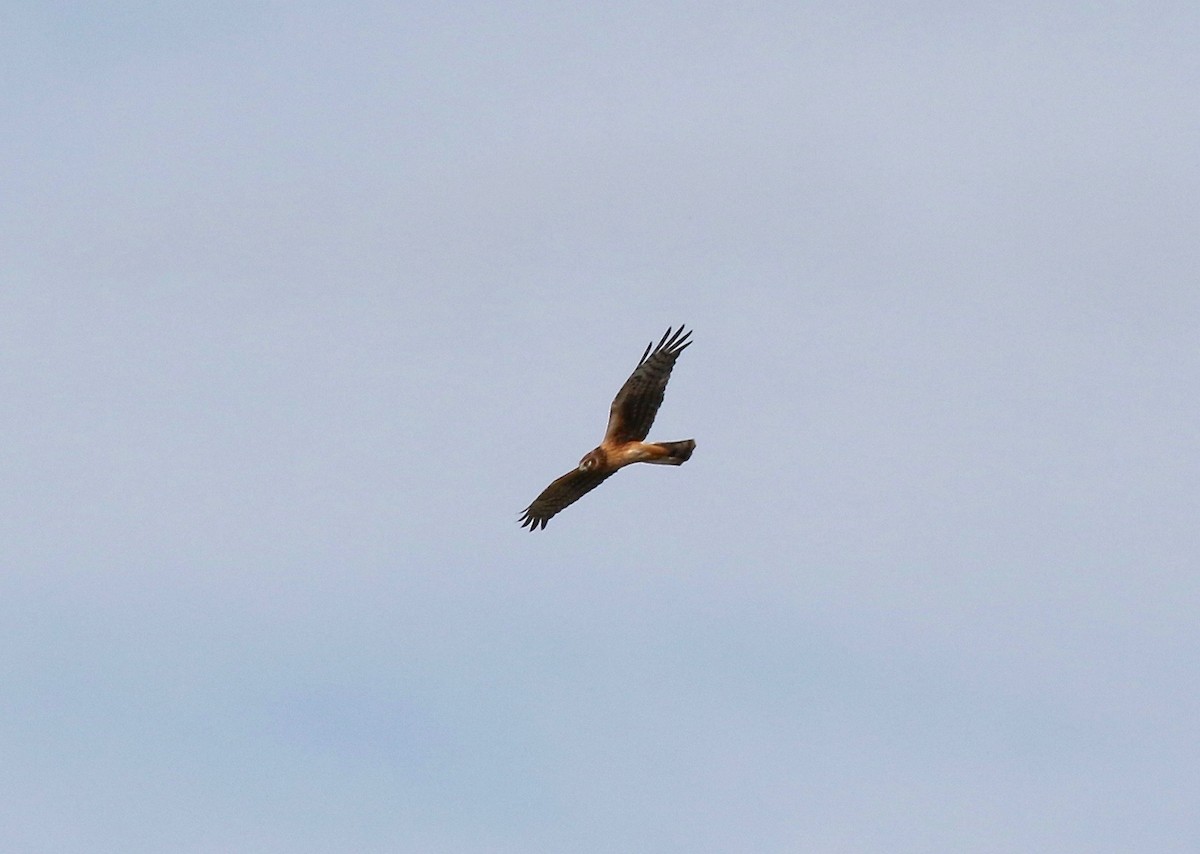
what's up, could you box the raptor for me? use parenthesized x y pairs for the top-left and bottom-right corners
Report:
(519, 326), (695, 530)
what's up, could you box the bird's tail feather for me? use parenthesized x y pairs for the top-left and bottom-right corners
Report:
(654, 439), (695, 465)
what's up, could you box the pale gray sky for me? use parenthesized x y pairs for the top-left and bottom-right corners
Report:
(3, 3), (1198, 852)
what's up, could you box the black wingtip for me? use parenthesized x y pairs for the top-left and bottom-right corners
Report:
(663, 325), (691, 353)
(638, 325), (693, 366)
(518, 509), (549, 531)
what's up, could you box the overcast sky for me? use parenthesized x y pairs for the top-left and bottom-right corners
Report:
(3, 3), (1198, 852)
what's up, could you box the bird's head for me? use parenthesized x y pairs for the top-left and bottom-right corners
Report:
(578, 450), (601, 472)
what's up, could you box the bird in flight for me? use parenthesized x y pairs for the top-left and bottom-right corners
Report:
(519, 326), (696, 530)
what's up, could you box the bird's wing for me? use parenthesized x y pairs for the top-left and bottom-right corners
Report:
(519, 468), (616, 530)
(603, 326), (692, 444)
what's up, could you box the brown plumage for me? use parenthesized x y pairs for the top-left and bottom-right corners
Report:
(519, 326), (695, 530)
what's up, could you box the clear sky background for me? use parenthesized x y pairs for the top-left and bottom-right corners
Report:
(3, 3), (1198, 852)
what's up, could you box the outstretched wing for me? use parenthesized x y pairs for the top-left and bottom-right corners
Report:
(603, 325), (692, 444)
(519, 468), (616, 530)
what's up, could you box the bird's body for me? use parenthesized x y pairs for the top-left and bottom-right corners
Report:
(519, 326), (695, 530)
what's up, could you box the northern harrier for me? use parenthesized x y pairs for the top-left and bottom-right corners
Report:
(519, 326), (696, 530)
